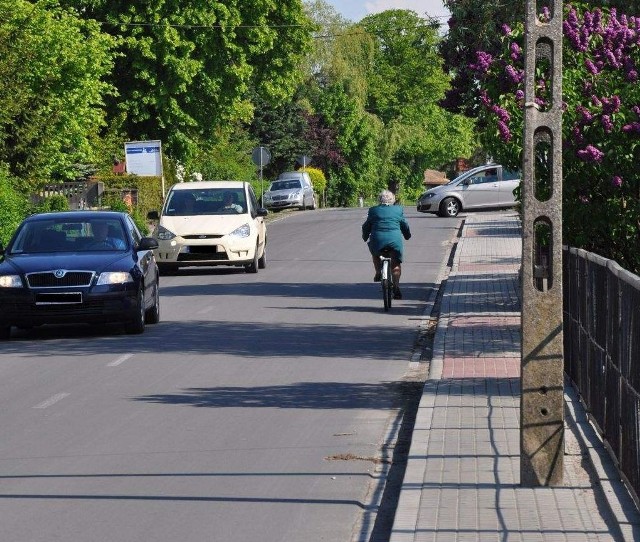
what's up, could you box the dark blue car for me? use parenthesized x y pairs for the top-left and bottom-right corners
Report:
(0, 211), (160, 339)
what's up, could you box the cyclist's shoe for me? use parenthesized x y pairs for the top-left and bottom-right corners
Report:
(373, 272), (382, 282)
(393, 287), (402, 300)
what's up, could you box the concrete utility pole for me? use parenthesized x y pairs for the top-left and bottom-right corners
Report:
(521, 0), (564, 486)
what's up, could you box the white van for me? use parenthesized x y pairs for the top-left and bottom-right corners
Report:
(148, 181), (268, 274)
(262, 171), (316, 211)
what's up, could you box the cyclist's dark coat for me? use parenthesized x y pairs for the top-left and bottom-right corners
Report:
(362, 204), (411, 262)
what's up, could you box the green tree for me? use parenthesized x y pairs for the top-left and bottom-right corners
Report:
(357, 10), (475, 197)
(317, 83), (383, 206)
(0, 0), (114, 185)
(0, 165), (27, 244)
(360, 10), (448, 124)
(247, 90), (311, 178)
(60, 0), (315, 163)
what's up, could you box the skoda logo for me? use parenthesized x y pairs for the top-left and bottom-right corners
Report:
(54, 269), (67, 278)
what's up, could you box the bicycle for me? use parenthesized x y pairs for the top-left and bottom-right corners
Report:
(379, 246), (396, 311)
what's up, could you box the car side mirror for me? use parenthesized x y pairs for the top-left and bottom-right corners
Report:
(137, 237), (159, 251)
(257, 208), (268, 217)
(147, 210), (159, 220)
(462, 179), (471, 186)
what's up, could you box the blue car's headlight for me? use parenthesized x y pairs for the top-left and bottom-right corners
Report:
(97, 272), (134, 285)
(0, 275), (23, 288)
(229, 224), (251, 238)
(423, 193), (436, 199)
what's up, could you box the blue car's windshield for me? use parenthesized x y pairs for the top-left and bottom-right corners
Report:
(9, 219), (128, 254)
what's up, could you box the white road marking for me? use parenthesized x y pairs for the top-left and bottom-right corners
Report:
(196, 307), (214, 315)
(33, 393), (70, 409)
(107, 353), (134, 367)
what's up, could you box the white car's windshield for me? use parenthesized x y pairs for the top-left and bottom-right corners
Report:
(164, 188), (247, 216)
(270, 180), (301, 191)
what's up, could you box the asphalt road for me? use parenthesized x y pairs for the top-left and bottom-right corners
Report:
(0, 206), (457, 542)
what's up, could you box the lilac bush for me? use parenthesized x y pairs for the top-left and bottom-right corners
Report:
(472, 2), (640, 273)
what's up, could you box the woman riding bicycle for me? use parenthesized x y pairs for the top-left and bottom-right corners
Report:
(362, 189), (411, 299)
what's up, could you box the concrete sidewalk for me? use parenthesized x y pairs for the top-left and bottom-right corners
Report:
(390, 211), (640, 541)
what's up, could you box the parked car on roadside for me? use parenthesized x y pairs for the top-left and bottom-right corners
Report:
(416, 164), (521, 217)
(262, 171), (316, 211)
(147, 181), (268, 275)
(0, 211), (160, 340)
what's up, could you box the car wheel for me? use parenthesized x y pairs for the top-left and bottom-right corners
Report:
(439, 197), (461, 218)
(125, 289), (146, 334)
(244, 244), (259, 273)
(0, 326), (11, 340)
(158, 263), (178, 276)
(258, 244), (267, 269)
(145, 281), (160, 324)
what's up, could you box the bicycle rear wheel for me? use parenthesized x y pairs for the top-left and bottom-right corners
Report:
(381, 260), (392, 311)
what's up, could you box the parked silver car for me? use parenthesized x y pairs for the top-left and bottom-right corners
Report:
(417, 164), (521, 217)
(262, 171), (316, 211)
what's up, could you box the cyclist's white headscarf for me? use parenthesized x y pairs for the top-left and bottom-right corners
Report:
(378, 189), (396, 206)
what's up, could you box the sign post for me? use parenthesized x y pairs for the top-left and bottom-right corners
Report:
(251, 146), (271, 202)
(125, 140), (165, 197)
(296, 155), (312, 169)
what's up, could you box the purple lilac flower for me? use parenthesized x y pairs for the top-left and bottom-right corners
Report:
(501, 24), (512, 36)
(541, 6), (551, 23)
(585, 59), (600, 75)
(632, 106), (640, 117)
(611, 176), (623, 187)
(492, 105), (510, 123)
(576, 145), (604, 162)
(622, 122), (640, 133)
(627, 70), (638, 82)
(497, 120), (512, 142)
(471, 51), (493, 73)
(480, 91), (491, 107)
(579, 195), (590, 204)
(510, 42), (522, 61)
(591, 95), (602, 107)
(515, 90), (525, 101)
(572, 126), (585, 145)
(601, 95), (621, 115)
(601, 115), (614, 133)
(505, 65), (524, 83)
(577, 106), (595, 124)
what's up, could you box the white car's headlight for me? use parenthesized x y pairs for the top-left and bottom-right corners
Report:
(97, 272), (134, 285)
(229, 224), (251, 238)
(0, 275), (23, 288)
(289, 191), (302, 199)
(156, 225), (176, 241)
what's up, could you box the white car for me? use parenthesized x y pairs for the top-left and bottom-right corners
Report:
(148, 181), (268, 274)
(417, 164), (521, 217)
(262, 171), (316, 211)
